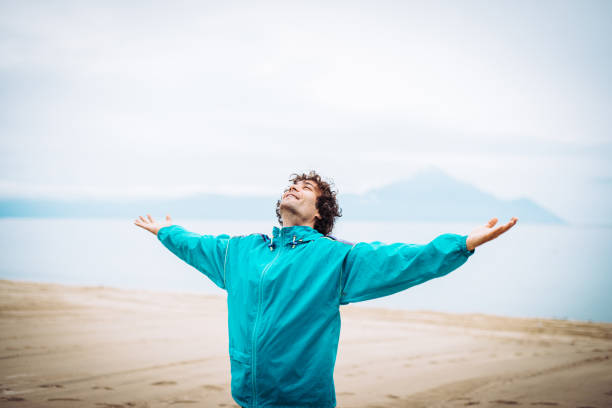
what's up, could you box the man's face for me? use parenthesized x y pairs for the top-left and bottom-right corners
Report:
(279, 179), (321, 225)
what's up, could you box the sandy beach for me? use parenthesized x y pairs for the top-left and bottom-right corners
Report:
(1, 279), (611, 408)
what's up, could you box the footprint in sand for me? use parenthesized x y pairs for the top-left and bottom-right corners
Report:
(151, 381), (177, 386)
(1, 397), (26, 401)
(40, 384), (64, 388)
(448, 358), (467, 363)
(95, 403), (126, 408)
(465, 402), (481, 406)
(202, 384), (224, 391)
(530, 403), (558, 406)
(386, 394), (400, 399)
(489, 400), (519, 405)
(47, 398), (81, 402)
(170, 400), (199, 404)
(92, 386), (114, 390)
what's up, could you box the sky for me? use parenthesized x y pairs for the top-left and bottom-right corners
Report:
(1, 0), (611, 226)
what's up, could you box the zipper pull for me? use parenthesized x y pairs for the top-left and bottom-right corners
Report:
(291, 235), (296, 249)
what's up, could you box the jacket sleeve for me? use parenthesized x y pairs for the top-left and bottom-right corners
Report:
(339, 233), (475, 305)
(157, 225), (230, 290)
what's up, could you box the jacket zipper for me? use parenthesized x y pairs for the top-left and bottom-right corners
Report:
(251, 241), (283, 408)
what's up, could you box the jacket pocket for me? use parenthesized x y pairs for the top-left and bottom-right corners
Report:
(229, 347), (252, 404)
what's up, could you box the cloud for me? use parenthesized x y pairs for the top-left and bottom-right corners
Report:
(0, 1), (610, 225)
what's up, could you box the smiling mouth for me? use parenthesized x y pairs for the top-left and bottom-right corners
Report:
(285, 193), (299, 200)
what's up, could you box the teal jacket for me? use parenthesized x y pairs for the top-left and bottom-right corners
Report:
(157, 224), (475, 408)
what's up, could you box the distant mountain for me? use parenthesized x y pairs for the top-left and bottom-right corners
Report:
(339, 167), (565, 224)
(0, 168), (565, 224)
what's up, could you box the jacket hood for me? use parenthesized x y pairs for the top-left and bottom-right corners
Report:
(270, 225), (323, 249)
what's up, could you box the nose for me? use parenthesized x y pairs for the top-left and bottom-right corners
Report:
(284, 185), (300, 199)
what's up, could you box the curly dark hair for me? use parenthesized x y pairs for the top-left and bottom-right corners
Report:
(275, 170), (342, 236)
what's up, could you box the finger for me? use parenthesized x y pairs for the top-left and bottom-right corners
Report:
(502, 218), (518, 230)
(495, 221), (515, 236)
(147, 214), (154, 223)
(496, 226), (510, 236)
(166, 214), (172, 222)
(487, 218), (517, 240)
(490, 227), (504, 237)
(487, 218), (498, 228)
(139, 215), (147, 223)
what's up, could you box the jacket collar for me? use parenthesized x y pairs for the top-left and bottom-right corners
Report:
(270, 225), (323, 248)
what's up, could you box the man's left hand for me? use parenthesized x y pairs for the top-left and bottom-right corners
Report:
(466, 217), (518, 251)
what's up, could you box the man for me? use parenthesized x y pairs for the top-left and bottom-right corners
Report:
(134, 170), (518, 408)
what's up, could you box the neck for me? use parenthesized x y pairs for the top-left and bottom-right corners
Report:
(280, 213), (315, 229)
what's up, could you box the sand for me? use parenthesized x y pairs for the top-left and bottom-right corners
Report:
(1, 279), (611, 408)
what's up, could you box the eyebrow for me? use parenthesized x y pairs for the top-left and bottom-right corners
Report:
(293, 180), (317, 190)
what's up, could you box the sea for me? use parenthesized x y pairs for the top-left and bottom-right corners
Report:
(1, 218), (610, 323)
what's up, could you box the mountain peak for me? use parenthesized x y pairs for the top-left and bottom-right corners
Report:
(341, 167), (565, 224)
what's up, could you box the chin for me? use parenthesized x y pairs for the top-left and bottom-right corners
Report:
(279, 202), (300, 218)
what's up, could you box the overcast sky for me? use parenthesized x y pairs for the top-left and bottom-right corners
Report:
(1, 0), (610, 225)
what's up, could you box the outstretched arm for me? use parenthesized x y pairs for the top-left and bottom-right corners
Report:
(340, 233), (474, 304)
(134, 214), (230, 290)
(340, 217), (518, 305)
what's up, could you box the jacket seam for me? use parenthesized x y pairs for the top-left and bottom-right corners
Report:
(339, 243), (358, 305)
(223, 237), (231, 288)
(252, 243), (283, 407)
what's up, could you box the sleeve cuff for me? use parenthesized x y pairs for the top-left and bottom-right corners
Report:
(157, 224), (181, 242)
(461, 235), (475, 256)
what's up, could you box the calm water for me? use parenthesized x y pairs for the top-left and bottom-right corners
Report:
(1, 218), (610, 322)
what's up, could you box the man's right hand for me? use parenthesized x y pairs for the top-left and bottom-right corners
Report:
(134, 214), (174, 236)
